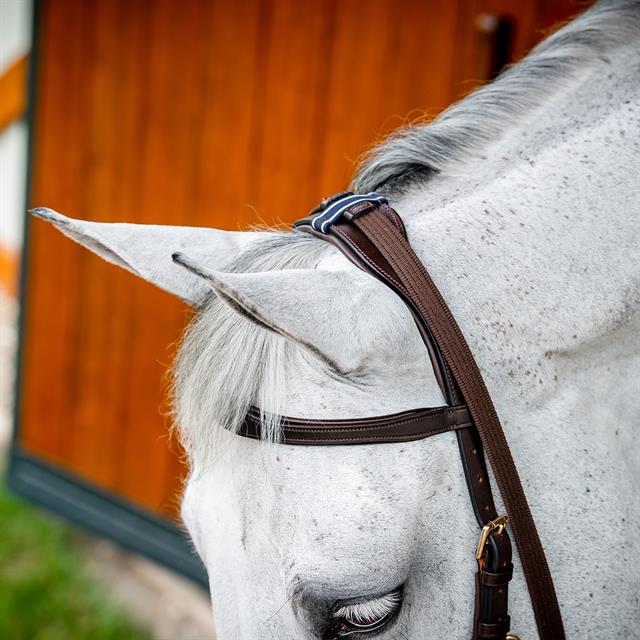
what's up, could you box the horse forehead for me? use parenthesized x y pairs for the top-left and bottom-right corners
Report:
(263, 447), (427, 583)
(188, 439), (423, 519)
(268, 439), (467, 588)
(247, 436), (459, 536)
(184, 428), (464, 559)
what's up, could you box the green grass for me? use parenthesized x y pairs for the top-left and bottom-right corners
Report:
(0, 480), (152, 640)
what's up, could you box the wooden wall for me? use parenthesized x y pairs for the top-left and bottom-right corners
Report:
(18, 0), (582, 519)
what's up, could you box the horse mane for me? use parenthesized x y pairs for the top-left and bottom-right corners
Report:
(352, 0), (640, 195)
(172, 0), (639, 467)
(172, 233), (330, 467)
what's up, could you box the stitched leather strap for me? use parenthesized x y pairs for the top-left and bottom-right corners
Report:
(240, 405), (472, 445)
(458, 421), (513, 639)
(295, 201), (564, 639)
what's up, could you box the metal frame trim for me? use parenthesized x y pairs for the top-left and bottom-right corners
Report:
(8, 449), (208, 586)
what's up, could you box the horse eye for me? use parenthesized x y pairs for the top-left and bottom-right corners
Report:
(331, 588), (403, 637)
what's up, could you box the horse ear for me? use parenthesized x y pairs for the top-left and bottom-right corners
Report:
(31, 208), (272, 306)
(173, 252), (398, 373)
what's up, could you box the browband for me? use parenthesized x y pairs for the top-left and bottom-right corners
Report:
(239, 404), (472, 445)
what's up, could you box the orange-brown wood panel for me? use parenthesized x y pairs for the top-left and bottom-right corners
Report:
(451, 0), (587, 99)
(20, 0), (581, 519)
(537, 0), (593, 34)
(317, 0), (461, 195)
(452, 0), (534, 97)
(22, 0), (88, 461)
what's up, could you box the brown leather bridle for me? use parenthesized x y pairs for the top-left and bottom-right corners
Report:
(239, 193), (565, 640)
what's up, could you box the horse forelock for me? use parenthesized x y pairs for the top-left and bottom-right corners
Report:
(171, 232), (331, 467)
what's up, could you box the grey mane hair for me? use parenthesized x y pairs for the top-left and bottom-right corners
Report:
(352, 0), (640, 195)
(172, 232), (331, 468)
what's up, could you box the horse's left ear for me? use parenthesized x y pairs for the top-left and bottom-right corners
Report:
(173, 252), (402, 373)
(31, 208), (272, 306)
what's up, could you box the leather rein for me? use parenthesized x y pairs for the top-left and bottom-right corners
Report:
(239, 193), (565, 640)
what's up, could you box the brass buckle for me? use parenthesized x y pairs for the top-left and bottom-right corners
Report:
(475, 514), (509, 560)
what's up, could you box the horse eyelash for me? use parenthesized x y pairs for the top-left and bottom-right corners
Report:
(333, 589), (403, 624)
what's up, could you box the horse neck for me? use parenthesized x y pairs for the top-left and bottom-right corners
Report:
(395, 41), (639, 410)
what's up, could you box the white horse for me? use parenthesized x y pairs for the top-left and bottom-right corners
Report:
(35, 1), (639, 637)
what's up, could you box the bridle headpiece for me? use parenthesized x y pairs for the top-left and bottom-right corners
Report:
(240, 193), (565, 640)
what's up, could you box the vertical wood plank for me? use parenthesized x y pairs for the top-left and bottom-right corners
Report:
(316, 0), (460, 196)
(116, 0), (214, 511)
(249, 0), (337, 219)
(22, 0), (91, 461)
(189, 0), (262, 227)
